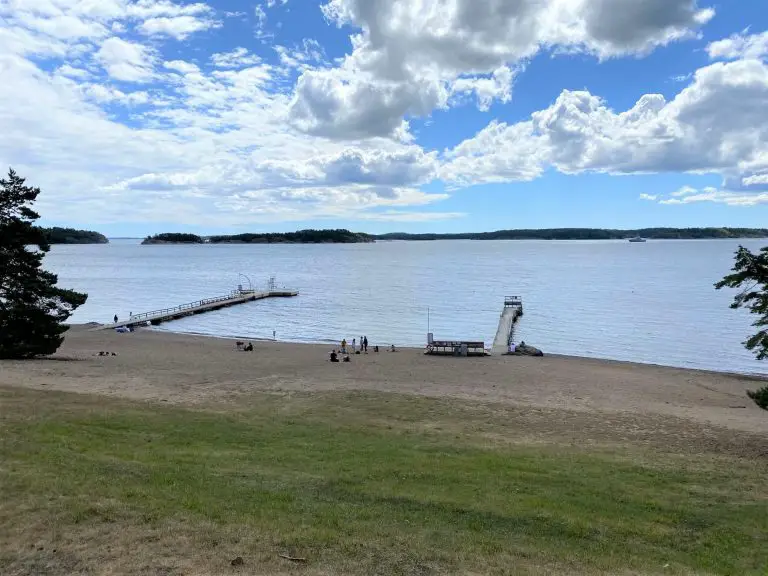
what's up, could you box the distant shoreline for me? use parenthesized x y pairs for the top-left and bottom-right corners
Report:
(63, 227), (768, 245)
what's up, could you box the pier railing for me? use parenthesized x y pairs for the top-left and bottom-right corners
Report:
(128, 290), (255, 322)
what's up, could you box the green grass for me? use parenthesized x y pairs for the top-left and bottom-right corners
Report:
(1, 387), (766, 575)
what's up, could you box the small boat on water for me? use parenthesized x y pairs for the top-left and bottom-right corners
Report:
(628, 236), (647, 243)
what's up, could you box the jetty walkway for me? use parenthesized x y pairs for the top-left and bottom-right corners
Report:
(492, 296), (524, 354)
(94, 289), (298, 330)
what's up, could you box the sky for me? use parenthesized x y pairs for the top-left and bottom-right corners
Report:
(1, 0), (768, 236)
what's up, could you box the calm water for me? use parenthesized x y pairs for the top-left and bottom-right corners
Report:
(44, 239), (768, 375)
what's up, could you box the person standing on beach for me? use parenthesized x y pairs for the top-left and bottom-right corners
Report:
(113, 314), (118, 324)
(341, 338), (347, 354)
(352, 338), (356, 353)
(363, 336), (368, 353)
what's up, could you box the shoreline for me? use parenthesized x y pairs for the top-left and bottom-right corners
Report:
(3, 325), (764, 436)
(80, 323), (768, 380)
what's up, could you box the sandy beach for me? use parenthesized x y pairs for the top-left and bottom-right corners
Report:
(3, 325), (766, 440)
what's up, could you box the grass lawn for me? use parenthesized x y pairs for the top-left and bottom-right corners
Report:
(1, 386), (766, 575)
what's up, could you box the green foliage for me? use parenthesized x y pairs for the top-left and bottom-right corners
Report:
(41, 227), (108, 244)
(0, 169), (87, 358)
(747, 386), (768, 410)
(715, 245), (768, 361)
(375, 228), (768, 241)
(142, 232), (203, 244)
(208, 228), (373, 244)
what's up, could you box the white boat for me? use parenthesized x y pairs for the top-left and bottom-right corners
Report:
(628, 236), (647, 243)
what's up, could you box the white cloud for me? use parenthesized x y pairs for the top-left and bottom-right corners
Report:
(707, 30), (768, 61)
(639, 193), (657, 201)
(451, 66), (516, 111)
(126, 1), (213, 20)
(670, 185), (698, 197)
(210, 48), (261, 69)
(274, 39), (326, 72)
(83, 83), (149, 106)
(658, 187), (768, 206)
(56, 64), (92, 80)
(255, 5), (268, 36)
(743, 174), (768, 186)
(290, 0), (714, 139)
(441, 58), (768, 189)
(95, 37), (156, 82)
(164, 59), (200, 74)
(138, 15), (220, 40)
(290, 67), (446, 140)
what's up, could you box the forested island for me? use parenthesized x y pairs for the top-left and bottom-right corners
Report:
(374, 228), (768, 241)
(142, 233), (204, 244)
(207, 229), (373, 244)
(41, 227), (108, 244)
(137, 227), (768, 245)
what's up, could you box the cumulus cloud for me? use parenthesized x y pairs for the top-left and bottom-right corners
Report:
(707, 30), (768, 61)
(138, 15), (220, 39)
(656, 187), (768, 206)
(290, 0), (714, 139)
(442, 58), (768, 190)
(164, 59), (200, 74)
(289, 67), (446, 140)
(210, 48), (262, 69)
(95, 37), (156, 82)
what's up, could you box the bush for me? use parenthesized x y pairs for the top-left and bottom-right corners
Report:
(747, 386), (768, 410)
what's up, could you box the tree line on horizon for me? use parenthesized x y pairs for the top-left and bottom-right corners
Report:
(133, 227), (768, 244)
(374, 227), (768, 241)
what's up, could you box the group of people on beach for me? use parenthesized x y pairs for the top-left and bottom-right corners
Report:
(331, 336), (369, 362)
(330, 336), (399, 362)
(340, 336), (369, 354)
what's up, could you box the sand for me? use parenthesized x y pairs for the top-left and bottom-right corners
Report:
(1, 326), (766, 440)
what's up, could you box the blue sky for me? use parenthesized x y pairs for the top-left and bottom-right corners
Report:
(1, 0), (768, 236)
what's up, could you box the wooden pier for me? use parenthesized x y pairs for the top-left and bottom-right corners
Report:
(492, 296), (524, 354)
(95, 289), (298, 331)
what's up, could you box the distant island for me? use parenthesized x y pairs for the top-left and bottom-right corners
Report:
(136, 227), (768, 245)
(41, 227), (108, 244)
(373, 228), (768, 241)
(207, 229), (374, 244)
(142, 233), (204, 245)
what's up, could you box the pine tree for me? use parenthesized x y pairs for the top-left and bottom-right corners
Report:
(0, 169), (87, 358)
(716, 245), (768, 360)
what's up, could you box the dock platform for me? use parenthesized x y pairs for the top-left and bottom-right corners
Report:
(94, 289), (298, 331)
(492, 296), (523, 354)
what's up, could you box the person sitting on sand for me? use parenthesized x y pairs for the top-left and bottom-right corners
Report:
(244, 342), (253, 352)
(343, 354), (351, 362)
(390, 344), (397, 352)
(330, 350), (339, 362)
